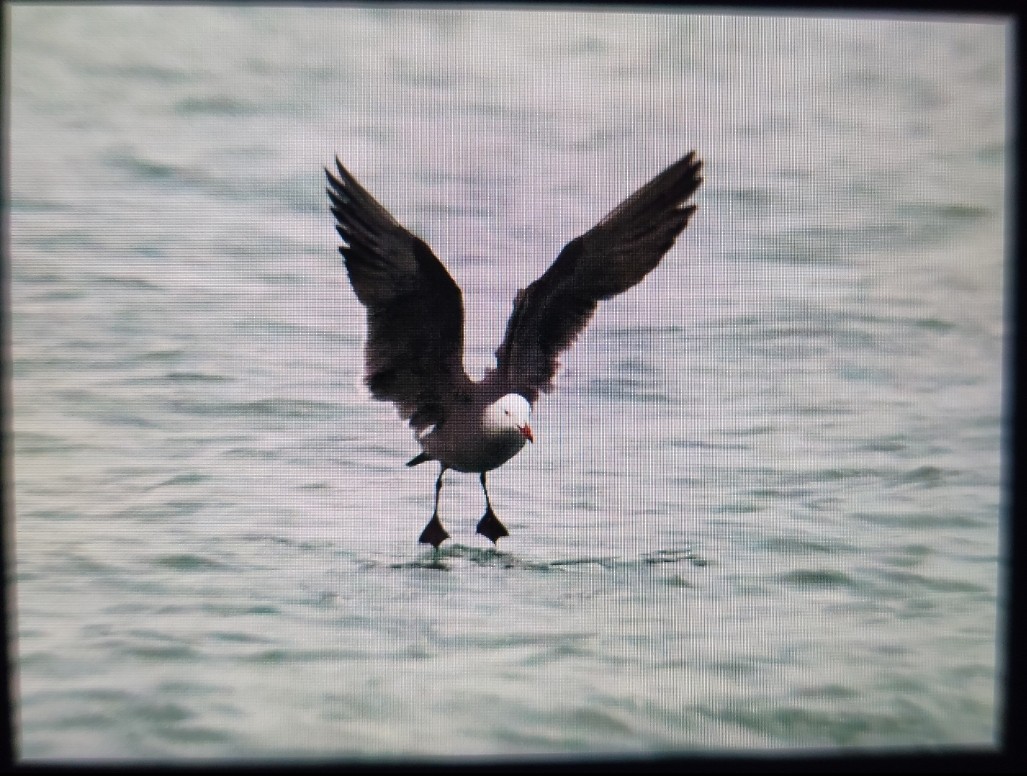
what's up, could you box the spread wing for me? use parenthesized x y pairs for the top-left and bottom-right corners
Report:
(326, 158), (472, 432)
(493, 151), (703, 402)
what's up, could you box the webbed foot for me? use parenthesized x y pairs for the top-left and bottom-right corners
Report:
(475, 505), (509, 544)
(418, 514), (450, 548)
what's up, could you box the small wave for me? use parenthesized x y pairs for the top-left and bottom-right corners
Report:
(778, 569), (855, 590)
(163, 372), (233, 383)
(383, 544), (556, 572)
(141, 348), (186, 362)
(863, 435), (907, 452)
(85, 62), (188, 84)
(156, 726), (236, 745)
(708, 700), (948, 746)
(7, 197), (66, 213)
(201, 603), (279, 617)
(209, 631), (272, 645)
(143, 473), (211, 491)
(245, 647), (364, 664)
(154, 553), (232, 571)
(855, 510), (983, 530)
(641, 548), (705, 566)
(793, 683), (859, 700)
(124, 644), (200, 661)
(86, 274), (163, 291)
(757, 536), (852, 556)
(892, 465), (947, 487)
(876, 569), (990, 595)
(371, 544), (706, 573)
(813, 467), (878, 482)
(175, 96), (259, 116)
(586, 375), (672, 404)
(170, 397), (342, 420)
(106, 152), (180, 181)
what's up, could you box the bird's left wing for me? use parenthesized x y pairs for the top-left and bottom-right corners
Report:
(493, 152), (703, 402)
(326, 158), (472, 432)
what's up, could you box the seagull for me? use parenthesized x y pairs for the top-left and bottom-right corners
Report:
(325, 152), (703, 547)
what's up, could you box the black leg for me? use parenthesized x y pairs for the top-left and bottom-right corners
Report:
(475, 471), (509, 544)
(418, 467), (450, 548)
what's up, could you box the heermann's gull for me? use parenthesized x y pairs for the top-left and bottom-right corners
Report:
(325, 152), (703, 547)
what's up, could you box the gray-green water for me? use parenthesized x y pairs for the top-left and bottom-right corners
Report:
(7, 4), (1008, 760)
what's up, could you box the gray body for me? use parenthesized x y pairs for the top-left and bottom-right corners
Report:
(421, 417), (529, 473)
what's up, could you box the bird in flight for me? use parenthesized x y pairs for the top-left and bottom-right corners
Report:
(325, 152), (703, 547)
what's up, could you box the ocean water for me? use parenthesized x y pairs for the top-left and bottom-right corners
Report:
(6, 5), (1009, 760)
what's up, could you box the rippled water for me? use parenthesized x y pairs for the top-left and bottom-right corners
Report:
(7, 5), (1008, 760)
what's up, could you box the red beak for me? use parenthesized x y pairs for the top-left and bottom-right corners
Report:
(520, 424), (534, 443)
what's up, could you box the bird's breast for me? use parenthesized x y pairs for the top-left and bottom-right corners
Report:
(423, 427), (528, 474)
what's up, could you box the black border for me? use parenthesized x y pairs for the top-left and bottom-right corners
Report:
(1, 0), (1022, 772)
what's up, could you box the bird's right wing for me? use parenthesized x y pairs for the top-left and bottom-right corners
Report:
(326, 159), (472, 432)
(493, 152), (703, 402)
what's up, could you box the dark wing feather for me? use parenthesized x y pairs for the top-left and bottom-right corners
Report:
(326, 158), (472, 432)
(493, 152), (703, 402)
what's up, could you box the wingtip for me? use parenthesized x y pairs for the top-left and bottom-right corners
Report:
(325, 156), (350, 187)
(325, 165), (342, 193)
(680, 150), (703, 175)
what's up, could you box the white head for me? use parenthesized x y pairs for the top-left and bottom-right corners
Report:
(483, 393), (534, 443)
